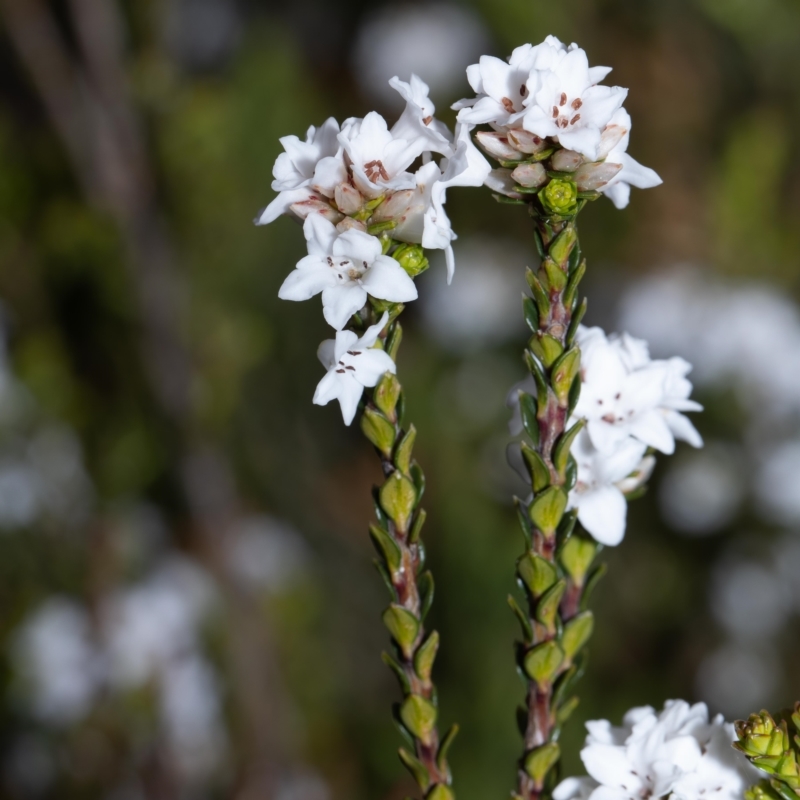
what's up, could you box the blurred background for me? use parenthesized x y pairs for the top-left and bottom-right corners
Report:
(0, 0), (799, 798)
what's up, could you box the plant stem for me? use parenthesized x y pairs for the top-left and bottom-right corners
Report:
(510, 212), (602, 800)
(359, 302), (457, 800)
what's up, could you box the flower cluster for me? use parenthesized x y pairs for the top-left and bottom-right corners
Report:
(555, 701), (760, 800)
(509, 325), (701, 546)
(257, 75), (490, 424)
(453, 37), (661, 209)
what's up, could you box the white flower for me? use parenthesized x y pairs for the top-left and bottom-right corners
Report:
(568, 428), (651, 546)
(422, 123), (491, 282)
(314, 313), (396, 425)
(521, 45), (627, 159)
(389, 74), (453, 156)
(278, 215), (417, 330)
(597, 108), (662, 209)
(255, 117), (346, 225)
(555, 701), (759, 800)
(575, 326), (702, 456)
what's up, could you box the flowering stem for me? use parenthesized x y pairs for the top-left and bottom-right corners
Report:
(357, 295), (457, 800)
(510, 210), (602, 800)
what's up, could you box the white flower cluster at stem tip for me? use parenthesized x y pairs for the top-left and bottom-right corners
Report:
(509, 326), (702, 547)
(554, 700), (760, 800)
(453, 36), (662, 208)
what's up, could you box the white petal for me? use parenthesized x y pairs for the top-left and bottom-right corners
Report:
(581, 744), (638, 789)
(665, 411), (703, 448)
(445, 244), (455, 284)
(357, 312), (390, 349)
(603, 181), (631, 209)
(311, 155), (347, 197)
(313, 369), (341, 406)
(350, 348), (396, 387)
(337, 375), (365, 425)
(303, 213), (337, 256)
(362, 259), (418, 303)
(255, 188), (311, 225)
(332, 228), (382, 264)
(617, 152), (662, 190)
(316, 339), (337, 369)
(278, 262), (337, 301)
(557, 126), (602, 160)
(576, 485), (628, 546)
(628, 410), (676, 454)
(321, 284), (368, 330)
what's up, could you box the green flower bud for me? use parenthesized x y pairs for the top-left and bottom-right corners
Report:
(539, 178), (578, 216)
(393, 244), (429, 277)
(736, 712), (790, 758)
(745, 781), (784, 800)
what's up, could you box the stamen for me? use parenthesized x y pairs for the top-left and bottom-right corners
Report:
(422, 115), (432, 125)
(336, 369), (345, 374)
(571, 98), (583, 110)
(570, 114), (581, 125)
(327, 257), (334, 267)
(501, 97), (515, 112)
(520, 83), (527, 95)
(559, 92), (567, 106)
(345, 366), (356, 371)
(552, 106), (559, 118)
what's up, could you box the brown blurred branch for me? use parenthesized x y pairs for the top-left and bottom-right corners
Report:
(0, 0), (297, 795)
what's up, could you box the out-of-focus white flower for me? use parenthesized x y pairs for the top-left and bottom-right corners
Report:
(279, 215), (417, 330)
(555, 701), (758, 800)
(568, 428), (650, 546)
(575, 326), (702, 456)
(255, 118), (346, 225)
(755, 440), (800, 525)
(597, 108), (662, 209)
(352, 4), (489, 107)
(313, 313), (395, 425)
(11, 598), (103, 725)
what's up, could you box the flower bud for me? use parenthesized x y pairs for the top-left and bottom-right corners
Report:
(370, 189), (415, 223)
(289, 197), (344, 223)
(551, 149), (585, 173)
(475, 130), (524, 161)
(485, 168), (523, 199)
(539, 178), (578, 216)
(507, 128), (547, 155)
(597, 122), (628, 160)
(334, 182), (363, 215)
(511, 162), (547, 188)
(574, 162), (622, 192)
(735, 712), (790, 758)
(336, 217), (367, 233)
(393, 243), (429, 277)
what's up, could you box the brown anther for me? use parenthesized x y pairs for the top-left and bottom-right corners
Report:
(364, 159), (390, 182)
(602, 413), (616, 423)
(571, 98), (583, 110)
(339, 261), (348, 266)
(422, 115), (433, 125)
(345, 365), (356, 371)
(520, 83), (527, 95)
(336, 369), (345, 374)
(501, 97), (515, 112)
(346, 350), (361, 356)
(327, 257), (334, 267)
(552, 106), (559, 118)
(362, 261), (367, 268)
(559, 118), (569, 129)
(570, 114), (581, 125)
(559, 92), (567, 106)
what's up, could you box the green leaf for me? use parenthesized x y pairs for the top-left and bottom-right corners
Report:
(553, 419), (586, 480)
(369, 523), (402, 575)
(382, 651), (410, 692)
(508, 594), (533, 642)
(368, 219), (397, 235)
(526, 267), (551, 320)
(536, 579), (567, 633)
(383, 604), (420, 657)
(542, 258), (567, 292)
(519, 392), (540, 446)
(565, 454), (578, 491)
(523, 295), (540, 333)
(523, 640), (564, 687)
(373, 559), (397, 599)
(549, 222), (577, 267)
(414, 630), (439, 683)
(557, 508), (579, 544)
(568, 374), (582, 416)
(419, 570), (435, 620)
(409, 507), (427, 544)
(515, 496), (533, 549)
(380, 470), (417, 532)
(374, 372), (402, 420)
(400, 694), (438, 741)
(524, 350), (550, 409)
(566, 297), (588, 346)
(521, 442), (551, 492)
(436, 723), (459, 776)
(386, 322), (403, 361)
(529, 332), (564, 369)
(529, 487), (568, 536)
(361, 406), (396, 457)
(559, 534), (597, 585)
(517, 552), (558, 598)
(581, 563), (608, 611)
(551, 347), (581, 406)
(563, 259), (586, 311)
(533, 229), (546, 260)
(426, 785), (455, 800)
(398, 747), (430, 789)
(395, 425), (416, 475)
(562, 611), (594, 662)
(524, 742), (560, 786)
(552, 663), (579, 709)
(410, 462), (426, 506)
(557, 696), (580, 725)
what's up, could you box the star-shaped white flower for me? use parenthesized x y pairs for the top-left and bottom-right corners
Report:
(597, 108), (662, 209)
(389, 75), (453, 156)
(278, 215), (417, 330)
(255, 117), (347, 225)
(522, 46), (627, 159)
(574, 326), (702, 456)
(568, 428), (651, 546)
(313, 313), (396, 425)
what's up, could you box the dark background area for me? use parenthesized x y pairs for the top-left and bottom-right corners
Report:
(0, 1), (799, 798)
